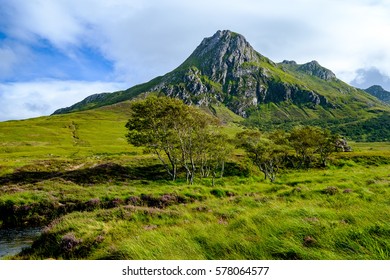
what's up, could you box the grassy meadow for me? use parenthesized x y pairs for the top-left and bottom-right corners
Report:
(1, 104), (390, 260)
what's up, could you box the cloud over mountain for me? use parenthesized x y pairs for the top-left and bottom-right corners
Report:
(1, 0), (390, 120)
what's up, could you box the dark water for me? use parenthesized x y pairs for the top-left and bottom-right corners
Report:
(0, 227), (42, 259)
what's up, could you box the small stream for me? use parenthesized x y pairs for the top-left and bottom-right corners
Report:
(0, 227), (42, 259)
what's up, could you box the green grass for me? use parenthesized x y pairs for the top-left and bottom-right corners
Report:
(3, 161), (389, 260)
(1, 105), (390, 260)
(0, 106), (136, 174)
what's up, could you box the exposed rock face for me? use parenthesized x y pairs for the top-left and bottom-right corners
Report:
(264, 81), (329, 106)
(153, 67), (219, 107)
(149, 30), (330, 117)
(297, 61), (336, 81)
(187, 30), (261, 84)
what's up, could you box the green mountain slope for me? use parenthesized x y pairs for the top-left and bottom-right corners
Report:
(49, 30), (390, 141)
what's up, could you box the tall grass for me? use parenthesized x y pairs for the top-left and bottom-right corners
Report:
(8, 163), (389, 260)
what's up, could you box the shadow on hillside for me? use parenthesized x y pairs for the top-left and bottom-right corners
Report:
(0, 163), (167, 185)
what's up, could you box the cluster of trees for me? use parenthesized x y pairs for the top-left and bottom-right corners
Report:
(236, 126), (350, 182)
(125, 96), (230, 185)
(126, 96), (350, 184)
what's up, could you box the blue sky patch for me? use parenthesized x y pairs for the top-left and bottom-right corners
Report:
(15, 38), (115, 82)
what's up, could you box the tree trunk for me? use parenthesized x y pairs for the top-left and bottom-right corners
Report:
(155, 149), (175, 181)
(190, 159), (195, 185)
(173, 164), (177, 181)
(220, 161), (225, 178)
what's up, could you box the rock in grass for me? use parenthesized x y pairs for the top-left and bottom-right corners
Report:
(303, 236), (317, 247)
(321, 186), (339, 195)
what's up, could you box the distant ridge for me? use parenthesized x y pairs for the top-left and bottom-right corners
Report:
(364, 85), (390, 104)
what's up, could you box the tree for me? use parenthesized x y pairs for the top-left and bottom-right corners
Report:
(171, 105), (219, 184)
(236, 130), (286, 182)
(288, 126), (345, 168)
(125, 95), (223, 184)
(288, 126), (323, 168)
(196, 131), (231, 186)
(125, 96), (188, 181)
(316, 129), (339, 167)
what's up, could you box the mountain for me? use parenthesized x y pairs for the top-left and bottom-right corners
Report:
(53, 30), (390, 141)
(364, 85), (390, 104)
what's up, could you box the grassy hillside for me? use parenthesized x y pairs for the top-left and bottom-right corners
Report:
(1, 101), (390, 260)
(0, 100), (241, 172)
(0, 102), (133, 167)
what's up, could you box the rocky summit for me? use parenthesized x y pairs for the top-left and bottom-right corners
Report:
(183, 30), (260, 82)
(143, 30), (339, 117)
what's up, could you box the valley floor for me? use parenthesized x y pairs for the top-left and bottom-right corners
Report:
(1, 146), (390, 260)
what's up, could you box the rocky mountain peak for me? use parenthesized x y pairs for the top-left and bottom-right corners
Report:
(192, 30), (255, 59)
(182, 30), (260, 84)
(297, 60), (336, 81)
(281, 60), (297, 65)
(146, 31), (337, 117)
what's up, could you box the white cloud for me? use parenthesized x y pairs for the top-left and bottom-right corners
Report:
(0, 39), (33, 79)
(0, 80), (127, 121)
(4, 0), (390, 83)
(0, 45), (20, 78)
(350, 67), (390, 90)
(5, 0), (84, 48)
(2, 0), (390, 121)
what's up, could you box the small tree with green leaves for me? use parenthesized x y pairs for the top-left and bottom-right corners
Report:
(288, 126), (323, 168)
(125, 95), (223, 184)
(197, 131), (231, 186)
(125, 96), (188, 181)
(236, 130), (286, 182)
(288, 126), (346, 168)
(316, 129), (340, 167)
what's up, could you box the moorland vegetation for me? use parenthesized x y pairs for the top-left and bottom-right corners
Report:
(1, 96), (389, 260)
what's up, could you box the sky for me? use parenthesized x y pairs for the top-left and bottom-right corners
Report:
(1, 0), (390, 121)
